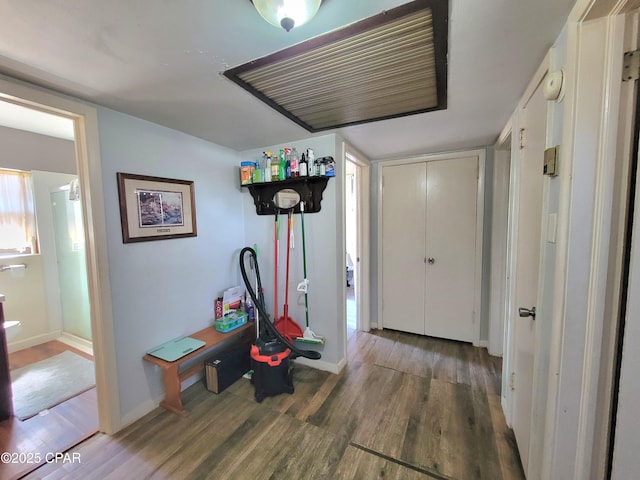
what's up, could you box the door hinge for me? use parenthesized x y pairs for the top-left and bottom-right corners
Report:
(623, 50), (640, 82)
(519, 128), (525, 150)
(510, 372), (516, 391)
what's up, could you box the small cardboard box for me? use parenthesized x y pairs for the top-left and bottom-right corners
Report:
(205, 343), (251, 394)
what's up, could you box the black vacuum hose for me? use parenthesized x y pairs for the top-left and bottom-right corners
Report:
(240, 247), (321, 361)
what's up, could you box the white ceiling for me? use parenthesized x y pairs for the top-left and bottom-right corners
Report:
(0, 0), (576, 160)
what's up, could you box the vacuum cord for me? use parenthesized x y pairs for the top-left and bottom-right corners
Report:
(240, 247), (321, 360)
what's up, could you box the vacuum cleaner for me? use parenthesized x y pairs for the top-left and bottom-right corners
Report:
(240, 246), (320, 403)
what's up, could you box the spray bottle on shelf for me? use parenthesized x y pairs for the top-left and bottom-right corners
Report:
(279, 149), (287, 180)
(263, 153), (271, 182)
(290, 147), (300, 177)
(269, 152), (278, 181)
(245, 293), (255, 322)
(306, 149), (315, 176)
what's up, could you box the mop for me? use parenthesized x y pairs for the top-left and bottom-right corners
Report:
(295, 201), (325, 344)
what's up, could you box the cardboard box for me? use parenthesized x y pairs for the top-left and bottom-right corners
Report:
(205, 343), (251, 394)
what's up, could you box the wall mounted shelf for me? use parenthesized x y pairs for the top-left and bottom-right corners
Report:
(244, 176), (330, 215)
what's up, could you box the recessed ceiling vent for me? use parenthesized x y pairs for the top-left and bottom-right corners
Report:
(224, 0), (448, 132)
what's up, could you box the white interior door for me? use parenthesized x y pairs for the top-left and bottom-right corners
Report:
(381, 162), (426, 334)
(611, 152), (640, 479)
(511, 79), (546, 471)
(425, 157), (478, 342)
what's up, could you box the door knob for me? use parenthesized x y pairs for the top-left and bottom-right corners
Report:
(427, 257), (435, 264)
(518, 306), (536, 319)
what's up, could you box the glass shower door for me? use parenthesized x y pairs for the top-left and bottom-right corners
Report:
(50, 188), (92, 341)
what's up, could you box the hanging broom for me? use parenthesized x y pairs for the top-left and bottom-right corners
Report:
(295, 201), (324, 345)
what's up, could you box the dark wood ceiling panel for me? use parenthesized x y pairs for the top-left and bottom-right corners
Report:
(224, 0), (448, 132)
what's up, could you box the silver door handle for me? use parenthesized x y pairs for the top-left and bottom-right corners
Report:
(518, 306), (536, 319)
(427, 257), (435, 264)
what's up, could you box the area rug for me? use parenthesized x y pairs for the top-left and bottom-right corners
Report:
(11, 350), (95, 420)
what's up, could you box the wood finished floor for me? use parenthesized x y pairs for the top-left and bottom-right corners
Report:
(26, 330), (524, 480)
(0, 341), (98, 480)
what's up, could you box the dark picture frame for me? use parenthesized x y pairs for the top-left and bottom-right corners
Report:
(117, 172), (197, 243)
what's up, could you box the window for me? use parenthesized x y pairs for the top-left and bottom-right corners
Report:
(0, 168), (37, 255)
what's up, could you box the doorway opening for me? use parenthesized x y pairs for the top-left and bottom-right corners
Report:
(344, 146), (371, 343)
(0, 95), (103, 478)
(345, 159), (358, 337)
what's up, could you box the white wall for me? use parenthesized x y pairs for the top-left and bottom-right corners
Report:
(241, 134), (345, 371)
(0, 255), (51, 351)
(0, 125), (76, 174)
(97, 107), (245, 421)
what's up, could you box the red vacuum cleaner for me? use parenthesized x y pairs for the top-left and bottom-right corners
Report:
(240, 246), (320, 403)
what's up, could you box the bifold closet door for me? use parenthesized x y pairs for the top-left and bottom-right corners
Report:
(381, 156), (479, 341)
(424, 157), (478, 342)
(381, 162), (427, 335)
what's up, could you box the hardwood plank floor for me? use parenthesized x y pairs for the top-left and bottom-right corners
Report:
(24, 330), (524, 480)
(0, 341), (98, 480)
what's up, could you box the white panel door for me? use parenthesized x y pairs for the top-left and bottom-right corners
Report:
(425, 157), (478, 342)
(512, 79), (546, 471)
(611, 95), (640, 480)
(381, 162), (426, 334)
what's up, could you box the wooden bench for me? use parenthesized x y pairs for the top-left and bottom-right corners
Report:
(143, 323), (253, 415)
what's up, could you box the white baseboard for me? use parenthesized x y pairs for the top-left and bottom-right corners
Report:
(119, 396), (163, 430)
(294, 356), (346, 374)
(476, 339), (489, 349)
(8, 330), (61, 354)
(58, 332), (93, 355)
(119, 372), (204, 432)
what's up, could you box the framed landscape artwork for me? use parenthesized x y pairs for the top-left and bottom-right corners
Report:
(117, 172), (197, 243)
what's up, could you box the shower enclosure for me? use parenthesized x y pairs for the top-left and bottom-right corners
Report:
(50, 185), (91, 341)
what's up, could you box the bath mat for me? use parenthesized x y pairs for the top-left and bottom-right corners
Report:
(11, 350), (95, 420)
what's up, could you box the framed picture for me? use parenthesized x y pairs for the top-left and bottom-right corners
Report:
(117, 172), (197, 243)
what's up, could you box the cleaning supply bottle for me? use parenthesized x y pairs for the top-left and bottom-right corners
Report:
(290, 147), (300, 177)
(325, 156), (335, 177)
(269, 152), (279, 180)
(307, 149), (315, 177)
(299, 152), (308, 177)
(245, 294), (254, 322)
(264, 154), (272, 182)
(279, 149), (286, 180)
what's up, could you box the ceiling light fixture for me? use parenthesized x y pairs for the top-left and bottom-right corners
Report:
(251, 0), (322, 32)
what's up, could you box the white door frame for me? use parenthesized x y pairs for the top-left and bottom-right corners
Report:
(538, 1), (630, 478)
(345, 145), (371, 332)
(376, 148), (485, 346)
(489, 129), (512, 357)
(0, 75), (121, 434)
(345, 145), (371, 333)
